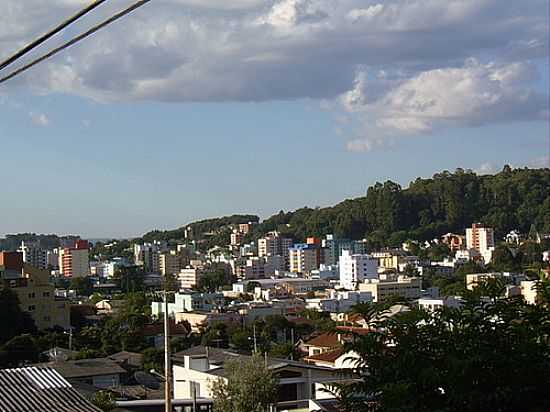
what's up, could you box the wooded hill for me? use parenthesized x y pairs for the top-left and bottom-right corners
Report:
(142, 166), (550, 249)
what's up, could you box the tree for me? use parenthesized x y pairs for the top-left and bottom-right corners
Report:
(211, 354), (278, 412)
(0, 334), (40, 367)
(332, 291), (550, 412)
(0, 289), (36, 345)
(142, 347), (164, 373)
(69, 277), (94, 296)
(91, 391), (116, 412)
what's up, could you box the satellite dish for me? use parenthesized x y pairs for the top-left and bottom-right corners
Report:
(134, 371), (161, 390)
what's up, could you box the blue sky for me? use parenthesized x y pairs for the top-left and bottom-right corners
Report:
(0, 0), (548, 238)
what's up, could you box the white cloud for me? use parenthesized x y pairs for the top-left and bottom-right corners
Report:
(30, 112), (50, 127)
(0, 0), (547, 150)
(338, 60), (548, 150)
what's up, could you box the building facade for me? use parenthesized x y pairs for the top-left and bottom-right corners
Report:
(339, 250), (378, 290)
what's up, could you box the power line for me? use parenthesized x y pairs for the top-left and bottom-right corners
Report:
(0, 0), (152, 86)
(0, 0), (109, 72)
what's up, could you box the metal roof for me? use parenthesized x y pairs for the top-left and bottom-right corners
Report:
(0, 367), (101, 412)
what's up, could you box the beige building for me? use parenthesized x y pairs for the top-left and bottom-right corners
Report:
(159, 251), (187, 276)
(59, 240), (89, 278)
(258, 232), (293, 259)
(359, 276), (422, 302)
(1, 260), (70, 330)
(289, 245), (321, 274)
(177, 267), (204, 289)
(466, 223), (495, 262)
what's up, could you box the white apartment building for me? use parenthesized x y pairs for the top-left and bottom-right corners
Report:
(159, 251), (186, 276)
(306, 290), (373, 313)
(418, 296), (463, 311)
(339, 250), (378, 290)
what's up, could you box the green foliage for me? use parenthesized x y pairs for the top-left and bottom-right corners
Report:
(0, 334), (40, 367)
(91, 391), (116, 412)
(211, 354), (278, 412)
(199, 268), (230, 292)
(333, 292), (550, 412)
(69, 277), (94, 297)
(141, 347), (164, 373)
(140, 215), (259, 243)
(248, 167), (550, 245)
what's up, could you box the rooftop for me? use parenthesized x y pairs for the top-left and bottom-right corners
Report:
(0, 367), (101, 412)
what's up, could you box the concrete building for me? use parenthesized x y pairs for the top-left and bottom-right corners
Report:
(59, 240), (89, 278)
(305, 290), (373, 313)
(339, 250), (378, 290)
(465, 272), (525, 291)
(466, 223), (495, 260)
(289, 243), (322, 274)
(230, 230), (244, 246)
(417, 296), (463, 311)
(19, 241), (48, 270)
(258, 231), (293, 265)
(159, 251), (187, 276)
(0, 253), (70, 330)
(133, 242), (164, 273)
(177, 267), (205, 289)
(151, 291), (224, 317)
(172, 346), (345, 405)
(359, 276), (422, 302)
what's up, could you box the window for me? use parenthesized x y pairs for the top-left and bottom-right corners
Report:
(43, 292), (50, 297)
(28, 292), (36, 298)
(28, 305), (36, 311)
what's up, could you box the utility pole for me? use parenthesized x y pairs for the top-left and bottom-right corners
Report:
(164, 289), (172, 412)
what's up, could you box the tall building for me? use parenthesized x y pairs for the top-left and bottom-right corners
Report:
(59, 240), (89, 278)
(18, 241), (48, 270)
(466, 223), (494, 253)
(177, 267), (205, 289)
(257, 232), (293, 266)
(339, 250), (378, 290)
(0, 252), (70, 330)
(289, 243), (322, 274)
(134, 243), (161, 273)
(322, 235), (369, 266)
(466, 223), (495, 263)
(159, 251), (188, 276)
(230, 230), (244, 246)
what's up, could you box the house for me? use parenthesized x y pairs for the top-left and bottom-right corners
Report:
(172, 346), (349, 407)
(305, 348), (360, 369)
(141, 320), (191, 349)
(38, 358), (127, 389)
(0, 367), (101, 412)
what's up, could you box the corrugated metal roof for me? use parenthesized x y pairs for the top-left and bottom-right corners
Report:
(0, 367), (102, 412)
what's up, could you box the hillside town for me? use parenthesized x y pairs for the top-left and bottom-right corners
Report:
(1, 212), (549, 411)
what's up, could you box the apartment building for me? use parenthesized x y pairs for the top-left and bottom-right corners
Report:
(19, 241), (48, 270)
(359, 276), (422, 302)
(339, 250), (378, 290)
(258, 231), (293, 261)
(159, 251), (188, 276)
(289, 243), (322, 274)
(177, 266), (204, 289)
(133, 243), (161, 273)
(0, 252), (70, 330)
(466, 223), (495, 262)
(59, 240), (89, 278)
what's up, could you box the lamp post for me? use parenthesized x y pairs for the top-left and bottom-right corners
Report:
(164, 289), (172, 412)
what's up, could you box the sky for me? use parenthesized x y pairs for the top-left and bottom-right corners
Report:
(0, 0), (548, 238)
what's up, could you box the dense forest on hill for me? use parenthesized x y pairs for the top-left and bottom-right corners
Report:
(246, 166), (549, 247)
